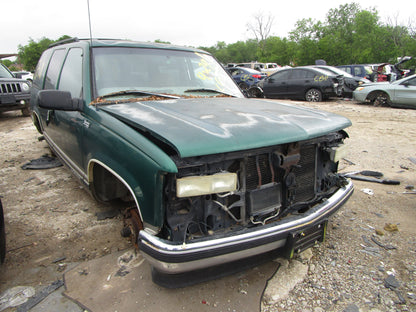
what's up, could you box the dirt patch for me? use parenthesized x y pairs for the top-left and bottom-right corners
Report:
(0, 111), (131, 291)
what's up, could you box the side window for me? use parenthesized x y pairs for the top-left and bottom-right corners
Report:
(344, 67), (352, 75)
(354, 67), (362, 77)
(44, 49), (66, 90)
(270, 70), (291, 81)
(304, 70), (315, 79)
(32, 49), (53, 88)
(230, 69), (238, 76)
(290, 69), (306, 79)
(405, 77), (416, 86)
(58, 48), (83, 98)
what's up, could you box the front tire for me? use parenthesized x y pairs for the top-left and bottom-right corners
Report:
(21, 107), (30, 117)
(372, 92), (391, 107)
(305, 88), (322, 102)
(247, 87), (264, 98)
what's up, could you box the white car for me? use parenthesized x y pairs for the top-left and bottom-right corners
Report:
(12, 71), (34, 82)
(353, 74), (416, 108)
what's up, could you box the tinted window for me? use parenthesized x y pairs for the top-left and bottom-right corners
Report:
(305, 70), (316, 78)
(58, 48), (83, 98)
(270, 69), (291, 81)
(44, 49), (66, 90)
(291, 69), (306, 79)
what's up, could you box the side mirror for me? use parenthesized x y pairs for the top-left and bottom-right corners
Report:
(38, 90), (83, 111)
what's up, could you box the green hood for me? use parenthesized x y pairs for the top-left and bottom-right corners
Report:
(100, 98), (351, 158)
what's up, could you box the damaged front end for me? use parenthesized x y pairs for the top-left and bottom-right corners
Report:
(138, 130), (353, 274)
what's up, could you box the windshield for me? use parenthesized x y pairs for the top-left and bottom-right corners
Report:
(92, 47), (243, 99)
(0, 64), (14, 78)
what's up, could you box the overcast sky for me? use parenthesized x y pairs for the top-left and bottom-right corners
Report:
(1, 0), (415, 54)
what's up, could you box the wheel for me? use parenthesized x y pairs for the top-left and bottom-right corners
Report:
(21, 107), (30, 117)
(372, 92), (391, 107)
(247, 87), (264, 98)
(238, 82), (249, 90)
(305, 88), (322, 102)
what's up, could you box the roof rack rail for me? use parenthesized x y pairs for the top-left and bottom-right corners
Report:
(49, 37), (80, 48)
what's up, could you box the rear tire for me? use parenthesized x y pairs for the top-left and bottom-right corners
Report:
(238, 82), (249, 90)
(305, 88), (322, 102)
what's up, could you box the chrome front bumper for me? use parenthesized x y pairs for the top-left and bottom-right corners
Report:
(138, 180), (353, 274)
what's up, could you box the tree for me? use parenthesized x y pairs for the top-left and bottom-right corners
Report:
(18, 35), (70, 71)
(246, 12), (274, 57)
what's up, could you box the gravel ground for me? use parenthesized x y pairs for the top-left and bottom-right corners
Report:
(263, 100), (416, 312)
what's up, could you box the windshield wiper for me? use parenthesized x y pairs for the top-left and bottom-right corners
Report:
(100, 90), (180, 100)
(184, 88), (234, 97)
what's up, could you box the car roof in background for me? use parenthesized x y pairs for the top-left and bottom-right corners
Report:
(231, 67), (263, 74)
(299, 66), (339, 76)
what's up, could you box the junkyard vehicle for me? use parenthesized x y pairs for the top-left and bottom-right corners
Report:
(251, 67), (344, 102)
(0, 63), (31, 116)
(353, 74), (416, 108)
(337, 64), (374, 81)
(314, 65), (370, 98)
(371, 56), (413, 82)
(259, 63), (281, 76)
(30, 38), (353, 281)
(226, 67), (267, 90)
(12, 71), (34, 83)
(234, 62), (281, 75)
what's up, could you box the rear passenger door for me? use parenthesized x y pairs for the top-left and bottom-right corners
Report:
(286, 69), (315, 97)
(41, 48), (85, 172)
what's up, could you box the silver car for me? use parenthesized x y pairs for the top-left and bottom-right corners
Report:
(353, 74), (416, 108)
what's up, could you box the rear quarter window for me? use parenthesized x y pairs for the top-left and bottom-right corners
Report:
(32, 49), (53, 88)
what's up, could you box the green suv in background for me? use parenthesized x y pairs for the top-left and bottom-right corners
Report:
(30, 38), (353, 283)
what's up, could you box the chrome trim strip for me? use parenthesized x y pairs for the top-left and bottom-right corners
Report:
(141, 239), (286, 273)
(139, 180), (353, 273)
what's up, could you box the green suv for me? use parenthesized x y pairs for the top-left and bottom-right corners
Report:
(30, 38), (353, 281)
